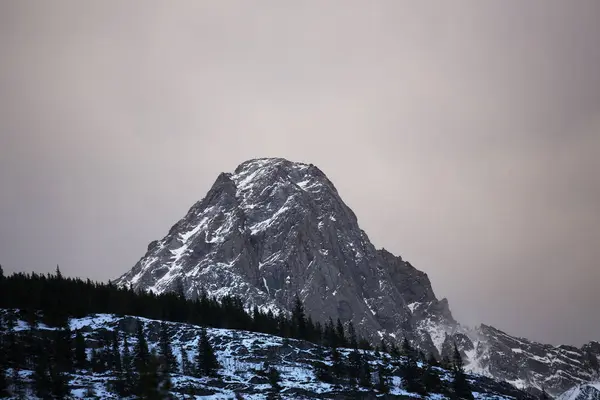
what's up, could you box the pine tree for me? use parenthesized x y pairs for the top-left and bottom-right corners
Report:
(90, 348), (101, 373)
(55, 326), (73, 373)
(252, 305), (261, 331)
(159, 322), (177, 373)
(390, 342), (401, 359)
(401, 338), (426, 395)
(291, 294), (307, 340)
(5, 315), (24, 398)
(423, 358), (444, 394)
(348, 322), (358, 349)
(133, 320), (150, 372)
(324, 318), (336, 347)
(331, 347), (346, 380)
(0, 332), (9, 397)
(376, 363), (390, 393)
(195, 327), (220, 377)
(85, 381), (97, 398)
(335, 319), (347, 347)
(380, 339), (388, 354)
(266, 363), (281, 390)
(313, 360), (334, 383)
(32, 337), (52, 399)
(348, 348), (362, 385)
(261, 362), (281, 399)
(358, 352), (372, 388)
(50, 328), (72, 398)
(180, 344), (192, 375)
(138, 350), (161, 399)
(427, 352), (440, 367)
(452, 343), (473, 400)
(306, 315), (316, 343)
(49, 364), (70, 398)
(74, 329), (87, 370)
(159, 364), (173, 399)
(358, 337), (373, 351)
(111, 330), (122, 372)
(313, 346), (334, 383)
(122, 333), (134, 396)
(108, 330), (127, 396)
(11, 365), (24, 399)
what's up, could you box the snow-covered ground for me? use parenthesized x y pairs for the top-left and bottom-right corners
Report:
(0, 311), (533, 399)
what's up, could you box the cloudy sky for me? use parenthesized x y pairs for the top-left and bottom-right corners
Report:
(1, 1), (599, 346)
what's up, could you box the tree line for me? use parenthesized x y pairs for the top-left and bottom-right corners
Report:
(0, 265), (474, 398)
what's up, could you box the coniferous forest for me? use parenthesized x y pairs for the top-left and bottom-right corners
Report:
(0, 265), (479, 399)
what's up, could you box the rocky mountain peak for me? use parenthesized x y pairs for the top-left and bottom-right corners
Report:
(115, 157), (600, 396)
(116, 157), (452, 345)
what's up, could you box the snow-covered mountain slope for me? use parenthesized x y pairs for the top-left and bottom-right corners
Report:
(115, 157), (600, 396)
(3, 310), (534, 400)
(446, 325), (600, 396)
(558, 382), (600, 400)
(115, 158), (455, 353)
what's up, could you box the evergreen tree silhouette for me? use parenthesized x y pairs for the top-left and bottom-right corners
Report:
(348, 322), (358, 349)
(380, 339), (388, 354)
(133, 319), (150, 373)
(111, 329), (122, 372)
(401, 338), (426, 395)
(122, 333), (134, 396)
(74, 329), (87, 370)
(159, 322), (177, 373)
(348, 348), (362, 386)
(331, 346), (346, 381)
(423, 357), (444, 394)
(0, 329), (9, 397)
(291, 294), (307, 340)
(32, 336), (52, 398)
(335, 319), (347, 347)
(139, 350), (162, 399)
(195, 327), (220, 377)
(451, 343), (474, 400)
(358, 351), (372, 388)
(376, 363), (390, 393)
(390, 342), (401, 359)
(180, 344), (192, 375)
(324, 318), (336, 347)
(427, 352), (440, 367)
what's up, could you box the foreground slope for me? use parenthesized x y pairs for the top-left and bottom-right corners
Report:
(115, 158), (600, 396)
(2, 310), (533, 400)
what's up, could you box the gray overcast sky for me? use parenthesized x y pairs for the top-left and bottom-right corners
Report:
(1, 1), (599, 346)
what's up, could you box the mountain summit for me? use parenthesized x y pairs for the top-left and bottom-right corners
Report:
(116, 158), (600, 396)
(116, 158), (454, 349)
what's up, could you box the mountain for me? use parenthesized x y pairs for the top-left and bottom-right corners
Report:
(558, 382), (600, 400)
(115, 157), (600, 396)
(1, 309), (536, 399)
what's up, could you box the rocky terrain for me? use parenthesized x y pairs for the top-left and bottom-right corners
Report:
(557, 382), (600, 400)
(115, 158), (600, 396)
(3, 310), (534, 399)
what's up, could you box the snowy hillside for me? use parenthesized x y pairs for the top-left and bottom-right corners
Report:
(557, 382), (600, 400)
(1, 310), (535, 399)
(114, 158), (600, 397)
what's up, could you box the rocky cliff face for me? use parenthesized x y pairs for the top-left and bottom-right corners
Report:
(558, 382), (600, 400)
(115, 157), (599, 396)
(444, 325), (600, 396)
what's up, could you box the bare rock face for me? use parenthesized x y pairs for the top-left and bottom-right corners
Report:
(115, 157), (599, 396)
(115, 158), (454, 349)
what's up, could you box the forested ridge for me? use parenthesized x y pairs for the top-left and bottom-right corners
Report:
(0, 265), (481, 399)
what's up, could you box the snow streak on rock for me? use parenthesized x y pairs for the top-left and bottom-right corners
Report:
(115, 158), (600, 396)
